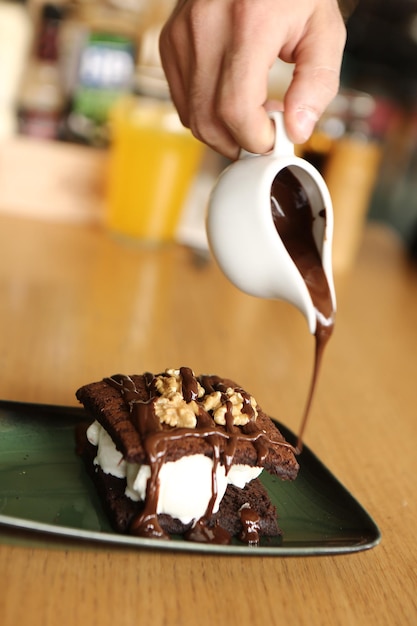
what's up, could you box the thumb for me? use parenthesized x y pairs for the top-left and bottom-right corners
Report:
(283, 21), (346, 144)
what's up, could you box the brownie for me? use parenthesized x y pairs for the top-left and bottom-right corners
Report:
(76, 369), (299, 545)
(76, 373), (299, 480)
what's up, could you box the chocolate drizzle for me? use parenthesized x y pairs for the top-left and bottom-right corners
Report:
(239, 506), (261, 545)
(104, 370), (295, 544)
(271, 168), (335, 452)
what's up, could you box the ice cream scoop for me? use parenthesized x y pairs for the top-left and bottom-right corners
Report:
(206, 111), (336, 334)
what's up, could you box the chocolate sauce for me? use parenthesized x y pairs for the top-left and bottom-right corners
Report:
(239, 506), (261, 545)
(185, 518), (231, 545)
(271, 168), (335, 451)
(105, 371), (296, 544)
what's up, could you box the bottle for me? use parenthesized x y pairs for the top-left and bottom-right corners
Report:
(0, 0), (32, 139)
(60, 0), (147, 147)
(17, 3), (66, 140)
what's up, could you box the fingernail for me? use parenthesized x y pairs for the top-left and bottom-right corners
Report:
(296, 109), (318, 142)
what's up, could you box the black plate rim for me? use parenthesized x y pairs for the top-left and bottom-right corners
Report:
(0, 399), (381, 556)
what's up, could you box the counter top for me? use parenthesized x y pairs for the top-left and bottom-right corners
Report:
(0, 214), (416, 625)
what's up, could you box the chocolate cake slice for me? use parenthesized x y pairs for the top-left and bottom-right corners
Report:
(76, 367), (299, 545)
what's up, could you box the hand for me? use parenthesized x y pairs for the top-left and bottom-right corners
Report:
(159, 0), (346, 159)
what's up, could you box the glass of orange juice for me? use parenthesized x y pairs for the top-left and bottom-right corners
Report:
(105, 96), (205, 244)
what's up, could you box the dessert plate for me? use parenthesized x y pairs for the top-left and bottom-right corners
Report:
(0, 400), (381, 555)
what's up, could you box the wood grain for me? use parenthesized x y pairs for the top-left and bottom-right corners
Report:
(0, 214), (416, 626)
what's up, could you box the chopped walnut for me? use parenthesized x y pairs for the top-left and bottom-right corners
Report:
(155, 368), (204, 399)
(202, 387), (258, 426)
(153, 369), (203, 428)
(153, 369), (258, 429)
(202, 390), (222, 412)
(154, 394), (198, 428)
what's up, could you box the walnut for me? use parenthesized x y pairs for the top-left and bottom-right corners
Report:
(153, 369), (258, 429)
(202, 387), (258, 426)
(154, 394), (197, 428)
(153, 369), (203, 428)
(155, 368), (204, 399)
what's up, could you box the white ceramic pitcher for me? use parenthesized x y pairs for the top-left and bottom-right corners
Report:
(206, 111), (336, 335)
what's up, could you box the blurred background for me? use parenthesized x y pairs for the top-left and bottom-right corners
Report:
(1, 0), (417, 269)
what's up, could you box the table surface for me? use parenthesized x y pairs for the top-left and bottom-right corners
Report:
(0, 214), (416, 626)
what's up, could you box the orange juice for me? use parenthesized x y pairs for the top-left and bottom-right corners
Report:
(106, 97), (204, 243)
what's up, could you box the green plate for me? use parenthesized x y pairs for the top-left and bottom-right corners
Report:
(0, 400), (381, 555)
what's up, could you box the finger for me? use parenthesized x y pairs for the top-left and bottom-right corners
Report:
(215, 39), (278, 154)
(217, 80), (276, 156)
(212, 0), (292, 155)
(160, 5), (240, 159)
(185, 9), (242, 158)
(188, 55), (241, 159)
(159, 19), (191, 127)
(283, 15), (346, 144)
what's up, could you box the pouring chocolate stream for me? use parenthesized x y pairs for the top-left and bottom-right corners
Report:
(271, 167), (335, 452)
(207, 111), (335, 454)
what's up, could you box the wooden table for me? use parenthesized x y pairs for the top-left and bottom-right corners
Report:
(0, 214), (416, 626)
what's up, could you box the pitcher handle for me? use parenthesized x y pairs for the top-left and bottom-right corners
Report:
(238, 111), (294, 160)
